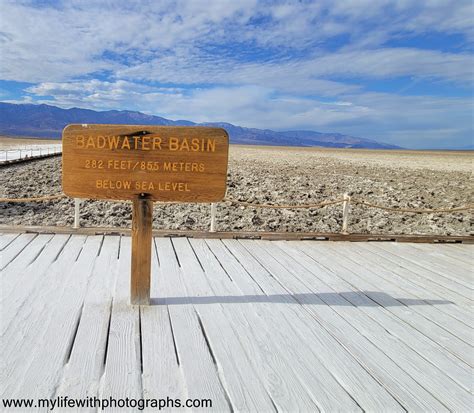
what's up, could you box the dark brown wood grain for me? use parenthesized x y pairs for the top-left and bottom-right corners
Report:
(62, 124), (229, 202)
(130, 197), (153, 305)
(2, 225), (472, 243)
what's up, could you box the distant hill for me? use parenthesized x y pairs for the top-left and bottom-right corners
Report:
(0, 102), (401, 149)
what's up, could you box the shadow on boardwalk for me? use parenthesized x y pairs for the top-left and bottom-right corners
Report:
(152, 291), (452, 306)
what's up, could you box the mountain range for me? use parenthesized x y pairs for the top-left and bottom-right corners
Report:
(0, 102), (401, 149)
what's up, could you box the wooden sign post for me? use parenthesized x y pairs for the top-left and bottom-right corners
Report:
(62, 124), (229, 305)
(131, 195), (153, 305)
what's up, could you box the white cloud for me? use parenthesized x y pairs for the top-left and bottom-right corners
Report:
(1, 0), (472, 83)
(1, 0), (473, 148)
(118, 46), (473, 96)
(21, 79), (473, 148)
(308, 48), (474, 83)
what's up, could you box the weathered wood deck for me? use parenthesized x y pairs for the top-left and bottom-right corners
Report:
(1, 232), (472, 411)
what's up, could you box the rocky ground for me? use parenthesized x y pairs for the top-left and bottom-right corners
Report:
(0, 146), (472, 235)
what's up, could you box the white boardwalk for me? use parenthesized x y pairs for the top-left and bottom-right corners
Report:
(0, 233), (472, 411)
(0, 144), (62, 163)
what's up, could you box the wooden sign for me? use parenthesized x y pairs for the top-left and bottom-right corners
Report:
(62, 124), (229, 306)
(62, 124), (229, 202)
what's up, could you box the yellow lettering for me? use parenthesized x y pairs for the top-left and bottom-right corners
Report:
(74, 134), (217, 153)
(180, 138), (190, 151)
(121, 137), (131, 150)
(207, 139), (216, 152)
(169, 137), (179, 150)
(152, 137), (162, 150)
(191, 138), (200, 151)
(142, 136), (150, 150)
(86, 136), (95, 148)
(97, 135), (106, 149)
(109, 135), (120, 149)
(133, 136), (140, 149)
(96, 179), (131, 189)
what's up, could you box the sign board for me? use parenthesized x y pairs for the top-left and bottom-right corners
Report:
(62, 123), (229, 305)
(62, 124), (229, 202)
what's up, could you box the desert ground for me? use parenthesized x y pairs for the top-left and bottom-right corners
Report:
(0, 144), (472, 235)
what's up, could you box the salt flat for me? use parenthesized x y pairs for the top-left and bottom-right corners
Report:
(1, 145), (472, 235)
(1, 233), (472, 411)
(234, 145), (473, 172)
(0, 136), (59, 149)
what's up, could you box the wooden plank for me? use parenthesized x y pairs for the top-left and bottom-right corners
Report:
(444, 244), (473, 261)
(374, 243), (473, 292)
(416, 243), (473, 264)
(140, 238), (187, 409)
(388, 243), (473, 284)
(18, 238), (117, 403)
(0, 234), (54, 289)
(344, 243), (472, 327)
(278, 241), (472, 392)
(187, 238), (343, 412)
(1, 234), (71, 334)
(2, 234), (471, 411)
(357, 242), (473, 307)
(296, 242), (473, 368)
(166, 303), (234, 411)
(154, 237), (234, 412)
(228, 239), (451, 412)
(62, 124), (229, 202)
(171, 237), (320, 411)
(201, 238), (404, 412)
(131, 197), (152, 305)
(0, 233), (37, 270)
(55, 236), (121, 410)
(435, 247), (472, 266)
(100, 236), (142, 409)
(410, 244), (472, 275)
(311, 242), (473, 347)
(7, 236), (107, 402)
(252, 240), (472, 411)
(1, 236), (101, 400)
(2, 234), (54, 274)
(1, 235), (87, 340)
(1, 226), (473, 244)
(0, 232), (19, 250)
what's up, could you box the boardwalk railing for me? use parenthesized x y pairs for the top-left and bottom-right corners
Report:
(0, 192), (471, 235)
(1, 145), (62, 162)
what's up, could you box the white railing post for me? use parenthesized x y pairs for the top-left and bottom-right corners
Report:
(74, 198), (81, 229)
(210, 202), (217, 232)
(342, 193), (351, 234)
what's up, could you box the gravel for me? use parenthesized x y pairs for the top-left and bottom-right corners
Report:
(1, 146), (472, 235)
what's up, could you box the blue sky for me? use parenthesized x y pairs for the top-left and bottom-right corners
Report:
(0, 0), (472, 149)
